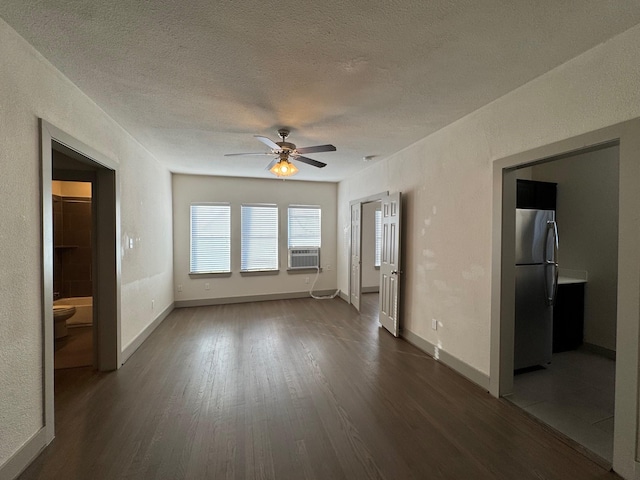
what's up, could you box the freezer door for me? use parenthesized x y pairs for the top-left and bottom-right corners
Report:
(515, 209), (555, 265)
(514, 264), (553, 370)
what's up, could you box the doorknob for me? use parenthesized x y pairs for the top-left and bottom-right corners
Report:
(391, 270), (401, 275)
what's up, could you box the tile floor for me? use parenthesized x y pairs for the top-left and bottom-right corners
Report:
(507, 348), (615, 463)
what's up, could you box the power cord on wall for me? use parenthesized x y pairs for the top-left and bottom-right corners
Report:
(309, 266), (340, 300)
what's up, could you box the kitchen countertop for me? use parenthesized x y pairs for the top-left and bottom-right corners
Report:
(557, 268), (588, 285)
(558, 276), (587, 285)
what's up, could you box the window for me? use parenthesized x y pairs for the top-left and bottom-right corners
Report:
(190, 203), (231, 274)
(374, 209), (382, 267)
(241, 204), (278, 271)
(288, 205), (321, 248)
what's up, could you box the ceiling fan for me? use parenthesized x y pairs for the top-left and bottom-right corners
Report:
(225, 129), (336, 177)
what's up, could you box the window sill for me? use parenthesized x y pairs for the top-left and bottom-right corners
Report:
(240, 270), (279, 277)
(189, 272), (232, 278)
(287, 268), (322, 274)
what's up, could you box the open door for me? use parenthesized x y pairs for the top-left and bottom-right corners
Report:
(379, 192), (402, 336)
(350, 202), (362, 311)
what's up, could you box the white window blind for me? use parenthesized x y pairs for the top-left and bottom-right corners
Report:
(241, 204), (278, 271)
(190, 203), (231, 274)
(374, 209), (382, 267)
(288, 206), (321, 248)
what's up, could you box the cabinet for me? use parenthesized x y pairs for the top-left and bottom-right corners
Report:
(552, 282), (585, 353)
(517, 179), (557, 210)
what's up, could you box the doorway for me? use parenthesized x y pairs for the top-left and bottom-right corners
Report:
(489, 119), (640, 479)
(349, 191), (402, 337)
(508, 144), (619, 463)
(349, 192), (388, 312)
(40, 120), (121, 445)
(52, 179), (95, 369)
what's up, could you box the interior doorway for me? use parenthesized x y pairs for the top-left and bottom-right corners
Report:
(489, 118), (640, 478)
(40, 120), (121, 445)
(507, 144), (619, 464)
(349, 192), (388, 312)
(52, 179), (95, 370)
(349, 191), (402, 337)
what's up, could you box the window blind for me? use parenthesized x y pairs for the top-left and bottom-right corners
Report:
(374, 209), (382, 267)
(190, 203), (231, 274)
(288, 206), (321, 248)
(241, 204), (278, 271)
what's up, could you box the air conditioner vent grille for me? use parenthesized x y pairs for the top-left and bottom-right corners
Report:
(289, 248), (320, 269)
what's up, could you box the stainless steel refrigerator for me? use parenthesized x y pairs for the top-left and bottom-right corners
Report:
(514, 209), (558, 370)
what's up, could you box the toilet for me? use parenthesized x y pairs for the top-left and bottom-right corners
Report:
(53, 305), (76, 339)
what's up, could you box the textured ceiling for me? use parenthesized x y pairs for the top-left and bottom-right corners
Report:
(2, 1), (640, 181)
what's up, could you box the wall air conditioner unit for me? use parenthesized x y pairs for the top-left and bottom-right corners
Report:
(288, 247), (320, 269)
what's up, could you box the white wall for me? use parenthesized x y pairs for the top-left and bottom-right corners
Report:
(172, 174), (337, 302)
(530, 146), (619, 352)
(0, 18), (173, 469)
(337, 23), (640, 378)
(361, 201), (380, 289)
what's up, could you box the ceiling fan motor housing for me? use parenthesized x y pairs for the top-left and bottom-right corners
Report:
(276, 141), (296, 152)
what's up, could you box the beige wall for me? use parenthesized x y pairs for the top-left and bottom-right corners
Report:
(0, 18), (173, 468)
(337, 23), (640, 378)
(361, 201), (380, 289)
(530, 146), (619, 352)
(172, 174), (337, 301)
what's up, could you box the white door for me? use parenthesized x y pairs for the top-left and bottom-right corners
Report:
(350, 202), (361, 311)
(379, 192), (402, 336)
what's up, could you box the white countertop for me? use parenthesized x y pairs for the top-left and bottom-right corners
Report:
(558, 276), (587, 285)
(558, 268), (588, 285)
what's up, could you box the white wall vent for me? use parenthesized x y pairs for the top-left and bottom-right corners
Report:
(288, 248), (320, 269)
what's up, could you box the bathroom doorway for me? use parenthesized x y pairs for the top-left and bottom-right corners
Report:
(52, 180), (94, 369)
(41, 120), (121, 444)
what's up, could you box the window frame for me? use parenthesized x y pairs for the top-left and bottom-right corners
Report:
(287, 205), (322, 249)
(240, 203), (279, 273)
(189, 202), (231, 275)
(374, 208), (382, 268)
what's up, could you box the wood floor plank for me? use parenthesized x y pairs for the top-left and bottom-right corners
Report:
(19, 295), (620, 480)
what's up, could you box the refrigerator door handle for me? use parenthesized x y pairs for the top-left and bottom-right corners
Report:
(551, 220), (559, 265)
(544, 220), (556, 264)
(545, 221), (559, 306)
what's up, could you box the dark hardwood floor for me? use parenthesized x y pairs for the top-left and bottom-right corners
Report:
(20, 294), (619, 479)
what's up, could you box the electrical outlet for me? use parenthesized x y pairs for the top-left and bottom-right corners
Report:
(177, 284), (183, 292)
(205, 282), (210, 290)
(432, 319), (438, 330)
(305, 276), (310, 284)
(326, 264), (331, 271)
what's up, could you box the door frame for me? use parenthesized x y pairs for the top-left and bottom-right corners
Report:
(40, 120), (121, 443)
(349, 191), (388, 310)
(489, 119), (640, 478)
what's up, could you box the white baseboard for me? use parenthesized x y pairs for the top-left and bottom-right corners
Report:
(121, 302), (174, 364)
(0, 428), (49, 480)
(175, 290), (338, 308)
(402, 329), (490, 391)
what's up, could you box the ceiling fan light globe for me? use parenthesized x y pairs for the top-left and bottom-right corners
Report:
(269, 159), (298, 178)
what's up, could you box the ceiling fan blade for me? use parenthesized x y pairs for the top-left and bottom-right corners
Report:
(265, 159), (278, 171)
(294, 155), (327, 168)
(295, 144), (337, 154)
(224, 152), (274, 157)
(254, 135), (280, 150)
